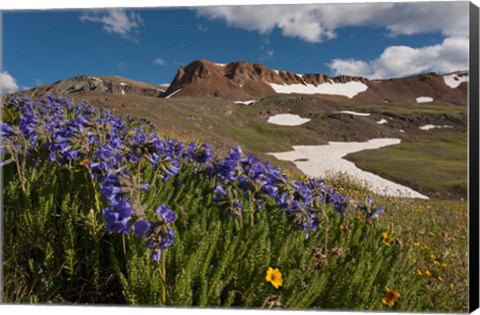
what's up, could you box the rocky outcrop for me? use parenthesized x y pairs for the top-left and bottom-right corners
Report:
(24, 75), (165, 99)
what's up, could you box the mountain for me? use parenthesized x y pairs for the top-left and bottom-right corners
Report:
(23, 75), (166, 99)
(164, 59), (467, 105)
(20, 59), (468, 106)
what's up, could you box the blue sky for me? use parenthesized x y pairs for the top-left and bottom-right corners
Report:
(1, 2), (470, 93)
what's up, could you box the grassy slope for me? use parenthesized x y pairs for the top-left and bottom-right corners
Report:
(345, 131), (467, 200)
(70, 92), (467, 199)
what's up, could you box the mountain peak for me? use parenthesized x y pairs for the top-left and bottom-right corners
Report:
(164, 59), (372, 99)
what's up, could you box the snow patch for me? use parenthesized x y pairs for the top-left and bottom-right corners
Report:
(443, 73), (468, 88)
(215, 63), (227, 67)
(234, 100), (256, 105)
(419, 124), (454, 131)
(336, 111), (371, 117)
(268, 81), (368, 98)
(268, 139), (429, 199)
(416, 96), (433, 103)
(399, 129), (405, 133)
(267, 114), (311, 126)
(120, 83), (127, 95)
(377, 119), (388, 125)
(165, 88), (182, 99)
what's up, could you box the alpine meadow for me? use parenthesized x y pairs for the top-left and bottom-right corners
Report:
(0, 1), (474, 312)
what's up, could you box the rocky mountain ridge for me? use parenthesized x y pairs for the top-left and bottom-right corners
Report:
(164, 59), (468, 105)
(20, 59), (468, 106)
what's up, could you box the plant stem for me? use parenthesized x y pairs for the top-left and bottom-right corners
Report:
(160, 251), (167, 305)
(13, 149), (26, 193)
(322, 205), (329, 265)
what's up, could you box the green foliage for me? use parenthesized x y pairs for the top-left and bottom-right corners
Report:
(2, 161), (122, 303)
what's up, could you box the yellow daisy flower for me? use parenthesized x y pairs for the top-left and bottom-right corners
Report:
(381, 232), (393, 246)
(382, 288), (399, 308)
(265, 267), (283, 289)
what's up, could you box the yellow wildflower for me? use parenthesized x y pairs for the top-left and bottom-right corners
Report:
(438, 276), (444, 282)
(416, 269), (423, 276)
(382, 288), (399, 308)
(430, 255), (436, 260)
(425, 270), (432, 277)
(413, 242), (420, 247)
(265, 267), (283, 289)
(381, 232), (393, 246)
(449, 283), (454, 289)
(442, 263), (447, 268)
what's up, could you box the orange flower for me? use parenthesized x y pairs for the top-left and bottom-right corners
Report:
(80, 159), (89, 167)
(382, 288), (399, 308)
(265, 267), (283, 289)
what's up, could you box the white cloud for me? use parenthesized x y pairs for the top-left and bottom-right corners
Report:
(327, 59), (371, 77)
(196, 2), (469, 43)
(328, 37), (469, 79)
(153, 58), (166, 66)
(80, 8), (143, 41)
(0, 71), (20, 94)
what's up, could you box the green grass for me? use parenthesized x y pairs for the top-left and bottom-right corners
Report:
(345, 131), (467, 199)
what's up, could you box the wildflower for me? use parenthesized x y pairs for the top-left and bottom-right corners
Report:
(265, 267), (283, 289)
(416, 269), (423, 276)
(430, 254), (436, 260)
(133, 219), (151, 237)
(382, 288), (399, 308)
(413, 242), (420, 247)
(213, 185), (227, 196)
(449, 283), (454, 289)
(433, 260), (440, 266)
(425, 270), (432, 277)
(156, 204), (177, 224)
(381, 232), (393, 246)
(438, 276), (444, 282)
(80, 159), (90, 167)
(442, 263), (447, 268)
